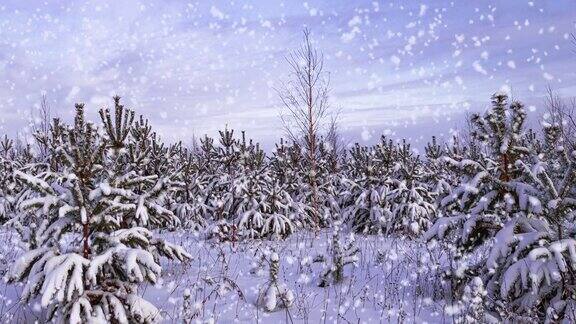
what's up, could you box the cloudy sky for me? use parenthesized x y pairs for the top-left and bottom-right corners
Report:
(0, 0), (575, 149)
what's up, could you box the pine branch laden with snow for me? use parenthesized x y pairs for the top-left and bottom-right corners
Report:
(344, 184), (391, 235)
(485, 217), (576, 322)
(260, 182), (295, 239)
(234, 180), (296, 240)
(262, 213), (294, 239)
(6, 99), (191, 323)
(237, 209), (264, 239)
(389, 180), (436, 237)
(173, 200), (208, 231)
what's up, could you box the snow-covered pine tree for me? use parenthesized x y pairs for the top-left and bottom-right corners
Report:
(424, 136), (454, 207)
(235, 165), (267, 239)
(237, 131), (266, 172)
(428, 134), (480, 224)
(388, 139), (436, 237)
(0, 135), (18, 224)
(205, 128), (296, 241)
(235, 178), (297, 241)
(259, 181), (295, 239)
(269, 139), (317, 230)
(206, 127), (242, 241)
(197, 134), (219, 177)
(170, 147), (208, 231)
(313, 139), (345, 225)
(234, 133), (297, 240)
(482, 119), (576, 322)
(0, 134), (13, 157)
(193, 134), (221, 224)
(5, 120), (64, 248)
(217, 126), (239, 176)
(424, 93), (545, 319)
(7, 99), (190, 323)
(343, 137), (395, 234)
(425, 93), (535, 248)
(123, 114), (186, 227)
(270, 138), (302, 197)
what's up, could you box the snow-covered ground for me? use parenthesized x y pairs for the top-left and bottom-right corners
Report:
(0, 228), (456, 323)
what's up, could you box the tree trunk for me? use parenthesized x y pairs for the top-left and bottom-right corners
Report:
(83, 222), (90, 258)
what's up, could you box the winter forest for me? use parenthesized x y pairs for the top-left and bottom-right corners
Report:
(1, 1), (576, 323)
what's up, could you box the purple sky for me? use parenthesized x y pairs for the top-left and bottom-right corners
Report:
(0, 0), (575, 150)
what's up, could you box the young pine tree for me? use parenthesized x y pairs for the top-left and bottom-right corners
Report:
(343, 138), (395, 234)
(424, 93), (549, 321)
(486, 120), (576, 322)
(388, 140), (436, 237)
(8, 99), (190, 323)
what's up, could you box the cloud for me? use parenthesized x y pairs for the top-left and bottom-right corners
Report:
(0, 0), (574, 149)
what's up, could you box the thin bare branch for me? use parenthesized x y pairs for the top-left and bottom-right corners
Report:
(275, 28), (332, 227)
